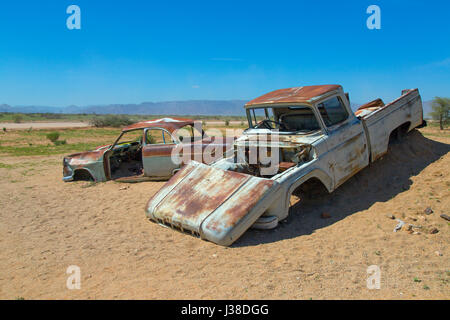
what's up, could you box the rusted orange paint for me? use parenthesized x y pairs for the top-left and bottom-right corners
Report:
(246, 85), (341, 106)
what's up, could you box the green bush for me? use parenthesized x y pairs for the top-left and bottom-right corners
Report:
(225, 119), (230, 126)
(89, 115), (134, 128)
(13, 114), (23, 123)
(54, 140), (67, 146)
(46, 132), (60, 143)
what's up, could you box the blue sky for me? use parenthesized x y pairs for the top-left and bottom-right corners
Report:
(0, 0), (449, 106)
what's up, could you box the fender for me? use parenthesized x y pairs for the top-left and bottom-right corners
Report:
(265, 166), (333, 221)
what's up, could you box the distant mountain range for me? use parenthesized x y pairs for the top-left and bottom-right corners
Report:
(0, 99), (434, 117)
(0, 100), (249, 116)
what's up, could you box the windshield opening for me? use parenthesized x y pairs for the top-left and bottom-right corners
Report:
(114, 129), (143, 146)
(247, 105), (321, 133)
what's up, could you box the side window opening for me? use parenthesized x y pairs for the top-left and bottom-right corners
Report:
(318, 96), (349, 127)
(176, 125), (203, 143)
(145, 129), (173, 144)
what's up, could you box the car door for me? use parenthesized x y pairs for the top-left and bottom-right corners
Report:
(142, 128), (179, 178)
(319, 95), (369, 188)
(173, 124), (209, 164)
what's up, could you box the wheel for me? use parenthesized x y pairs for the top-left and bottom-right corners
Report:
(251, 216), (278, 230)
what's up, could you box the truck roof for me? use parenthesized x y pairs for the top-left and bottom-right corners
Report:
(122, 117), (195, 133)
(245, 85), (342, 107)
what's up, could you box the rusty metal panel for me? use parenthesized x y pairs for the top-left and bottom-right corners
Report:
(245, 85), (341, 107)
(145, 161), (279, 245)
(146, 162), (198, 214)
(142, 144), (179, 177)
(201, 177), (276, 245)
(63, 148), (108, 182)
(362, 89), (423, 161)
(356, 98), (385, 111)
(149, 162), (250, 233)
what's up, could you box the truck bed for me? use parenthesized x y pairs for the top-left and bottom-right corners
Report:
(358, 89), (423, 161)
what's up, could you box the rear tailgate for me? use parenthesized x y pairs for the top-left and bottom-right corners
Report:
(146, 161), (279, 246)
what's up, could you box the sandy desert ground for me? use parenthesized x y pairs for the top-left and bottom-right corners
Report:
(0, 126), (448, 299)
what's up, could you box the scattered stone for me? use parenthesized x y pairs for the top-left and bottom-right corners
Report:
(119, 186), (130, 191)
(413, 231), (421, 235)
(429, 228), (439, 234)
(404, 225), (413, 232)
(386, 214), (395, 220)
(321, 213), (331, 219)
(394, 219), (406, 232)
(440, 214), (450, 221)
(424, 207), (433, 215)
(408, 217), (417, 222)
(435, 251), (443, 256)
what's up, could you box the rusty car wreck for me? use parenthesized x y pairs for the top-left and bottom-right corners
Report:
(63, 117), (233, 183)
(145, 85), (426, 246)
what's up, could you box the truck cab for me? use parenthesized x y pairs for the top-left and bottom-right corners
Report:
(242, 84), (369, 189)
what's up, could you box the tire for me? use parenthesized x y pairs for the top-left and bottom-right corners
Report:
(251, 216), (278, 230)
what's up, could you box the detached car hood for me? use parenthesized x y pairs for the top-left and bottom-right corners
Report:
(146, 161), (280, 246)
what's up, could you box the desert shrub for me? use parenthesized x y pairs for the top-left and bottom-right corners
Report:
(13, 114), (23, 123)
(54, 140), (67, 146)
(46, 132), (60, 143)
(90, 115), (133, 128)
(42, 113), (62, 119)
(225, 119), (230, 126)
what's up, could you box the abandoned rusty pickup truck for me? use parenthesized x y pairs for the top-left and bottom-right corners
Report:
(145, 85), (425, 246)
(63, 117), (232, 182)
